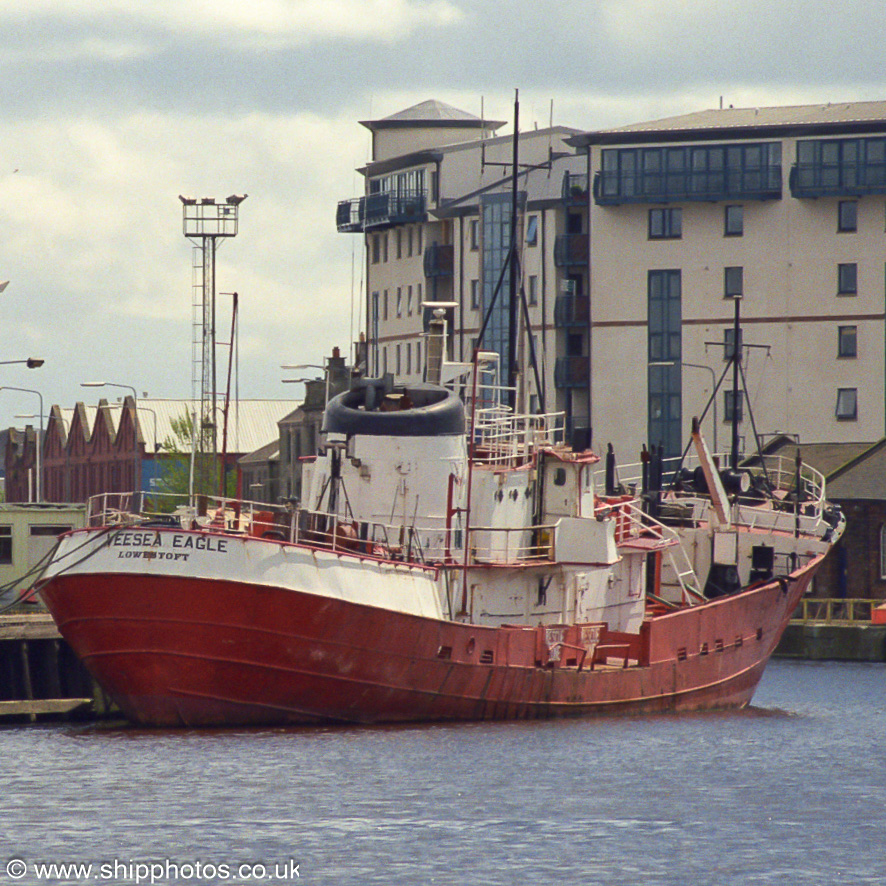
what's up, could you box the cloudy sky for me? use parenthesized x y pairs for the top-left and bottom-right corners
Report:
(1, 0), (884, 432)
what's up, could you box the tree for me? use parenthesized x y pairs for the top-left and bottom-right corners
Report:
(153, 412), (236, 505)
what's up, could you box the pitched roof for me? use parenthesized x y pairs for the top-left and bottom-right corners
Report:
(361, 99), (504, 131)
(51, 398), (299, 456)
(757, 437), (886, 500)
(571, 99), (886, 147)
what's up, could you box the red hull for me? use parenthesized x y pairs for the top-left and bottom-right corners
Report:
(40, 556), (820, 727)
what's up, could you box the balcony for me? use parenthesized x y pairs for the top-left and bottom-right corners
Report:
(554, 295), (589, 328)
(336, 191), (427, 232)
(337, 198), (364, 232)
(593, 167), (782, 206)
(555, 356), (589, 389)
(423, 243), (454, 278)
(554, 234), (589, 268)
(790, 161), (886, 198)
(562, 172), (590, 206)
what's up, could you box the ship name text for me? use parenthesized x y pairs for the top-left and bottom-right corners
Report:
(111, 531), (230, 556)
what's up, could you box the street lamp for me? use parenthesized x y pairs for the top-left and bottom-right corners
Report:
(0, 358), (44, 368)
(649, 360), (718, 454)
(0, 385), (43, 500)
(281, 362), (330, 400)
(81, 381), (140, 493)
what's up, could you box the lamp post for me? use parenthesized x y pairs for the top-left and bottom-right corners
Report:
(81, 382), (140, 493)
(0, 386), (43, 500)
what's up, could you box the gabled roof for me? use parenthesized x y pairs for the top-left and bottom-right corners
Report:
(238, 438), (279, 466)
(757, 436), (886, 500)
(48, 398), (300, 456)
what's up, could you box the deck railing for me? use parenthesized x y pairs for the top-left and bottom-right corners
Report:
(595, 451), (833, 536)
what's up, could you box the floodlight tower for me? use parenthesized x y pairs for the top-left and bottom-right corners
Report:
(178, 194), (246, 476)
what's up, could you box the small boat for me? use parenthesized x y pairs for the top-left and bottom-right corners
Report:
(36, 337), (844, 726)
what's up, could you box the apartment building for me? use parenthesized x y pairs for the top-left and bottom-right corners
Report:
(339, 98), (886, 468)
(337, 100), (590, 433)
(571, 100), (886, 463)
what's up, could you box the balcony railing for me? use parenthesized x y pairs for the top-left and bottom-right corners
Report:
(336, 198), (364, 232)
(554, 356), (589, 389)
(790, 161), (886, 197)
(554, 295), (589, 328)
(593, 167), (782, 205)
(562, 172), (590, 205)
(554, 233), (589, 268)
(423, 243), (454, 278)
(336, 191), (427, 232)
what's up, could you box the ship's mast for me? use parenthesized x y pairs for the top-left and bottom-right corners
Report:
(507, 93), (520, 409)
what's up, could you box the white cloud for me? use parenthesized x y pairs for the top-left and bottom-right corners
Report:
(0, 0), (465, 54)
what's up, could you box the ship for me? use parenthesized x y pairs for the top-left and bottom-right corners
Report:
(35, 325), (844, 727)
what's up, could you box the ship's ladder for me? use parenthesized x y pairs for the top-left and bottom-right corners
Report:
(662, 540), (706, 605)
(606, 498), (705, 605)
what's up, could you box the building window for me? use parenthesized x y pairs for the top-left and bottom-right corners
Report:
(470, 219), (479, 250)
(396, 344), (401, 376)
(528, 275), (538, 305)
(724, 328), (737, 360)
(836, 388), (858, 420)
(416, 341), (421, 373)
(0, 526), (11, 564)
(599, 142), (781, 203)
(649, 207), (682, 239)
(838, 201), (858, 232)
(724, 205), (743, 236)
(838, 263), (857, 295)
(647, 269), (682, 459)
(407, 285), (413, 316)
(724, 266), (743, 299)
(372, 235), (380, 264)
(567, 333), (583, 356)
(383, 234), (388, 263)
(382, 347), (388, 374)
(526, 215), (538, 246)
(417, 226), (423, 255)
(648, 269), (682, 362)
(407, 226), (414, 257)
(838, 325), (857, 357)
(471, 279), (480, 310)
(396, 229), (402, 259)
(406, 342), (411, 375)
(396, 287), (402, 317)
(724, 390), (743, 422)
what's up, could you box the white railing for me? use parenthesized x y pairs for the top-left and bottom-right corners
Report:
(472, 407), (567, 466)
(595, 451), (832, 534)
(84, 491), (566, 568)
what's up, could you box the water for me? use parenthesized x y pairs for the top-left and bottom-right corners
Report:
(1, 659), (884, 885)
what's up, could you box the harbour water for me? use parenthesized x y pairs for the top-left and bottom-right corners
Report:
(2, 659), (884, 885)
